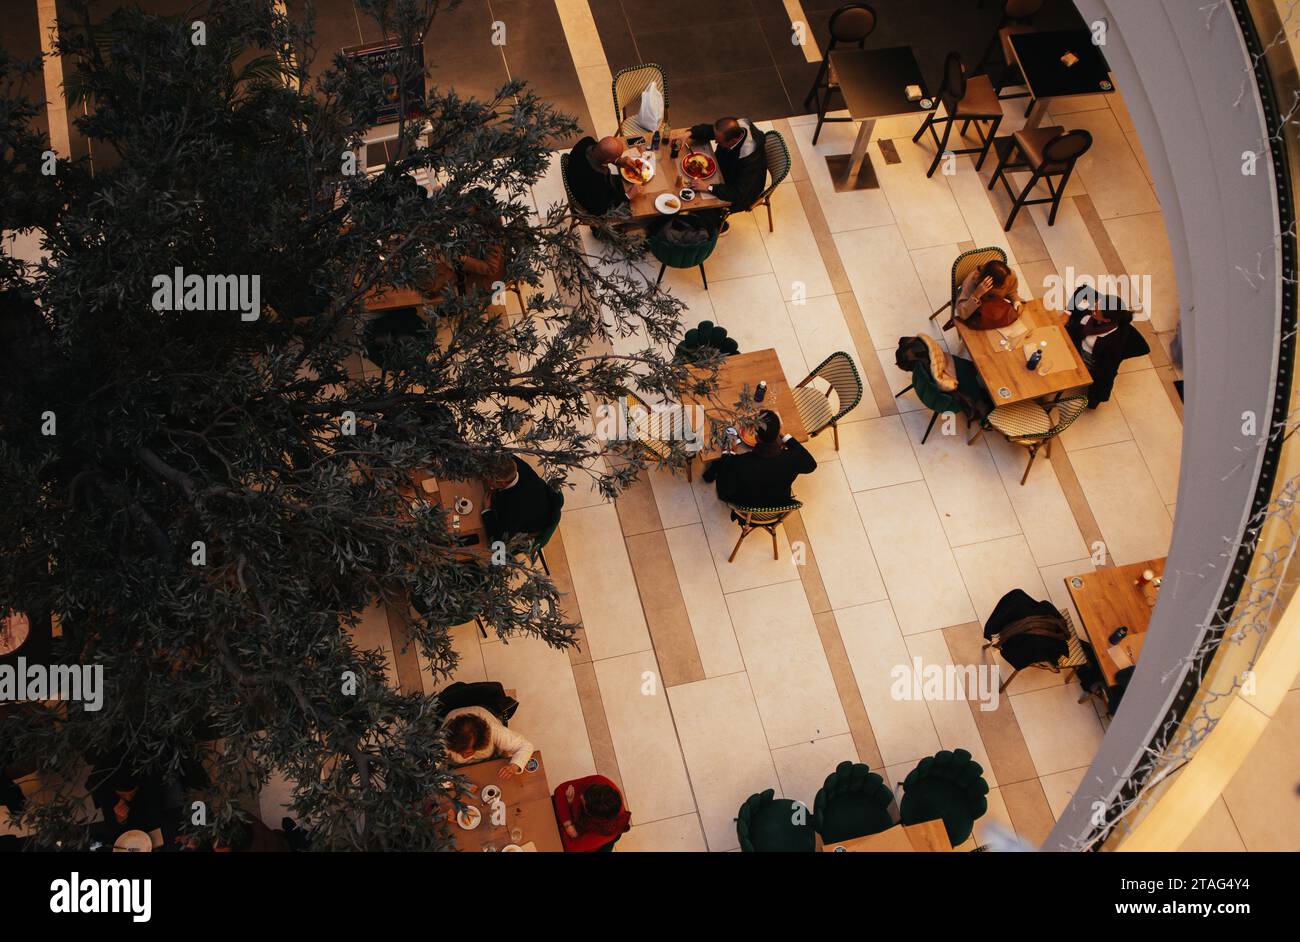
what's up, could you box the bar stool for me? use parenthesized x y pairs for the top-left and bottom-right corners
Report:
(988, 126), (1093, 229)
(805, 3), (878, 145)
(912, 52), (1003, 178)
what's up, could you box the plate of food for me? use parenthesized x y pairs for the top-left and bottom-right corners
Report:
(501, 843), (524, 852)
(655, 193), (682, 214)
(681, 151), (717, 181)
(456, 805), (483, 830)
(620, 154), (654, 185)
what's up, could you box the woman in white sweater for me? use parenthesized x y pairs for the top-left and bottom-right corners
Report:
(442, 706), (535, 780)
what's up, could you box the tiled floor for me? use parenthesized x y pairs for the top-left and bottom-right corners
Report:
(343, 0), (1196, 852)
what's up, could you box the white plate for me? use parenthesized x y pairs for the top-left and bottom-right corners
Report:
(480, 784), (501, 803)
(655, 193), (682, 215)
(501, 843), (524, 852)
(457, 806), (483, 830)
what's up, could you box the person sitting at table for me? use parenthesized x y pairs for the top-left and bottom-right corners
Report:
(1063, 293), (1143, 409)
(442, 706), (536, 780)
(87, 764), (170, 846)
(702, 409), (816, 507)
(680, 117), (768, 219)
(481, 454), (563, 546)
(955, 260), (1022, 328)
(566, 135), (636, 216)
(551, 775), (631, 853)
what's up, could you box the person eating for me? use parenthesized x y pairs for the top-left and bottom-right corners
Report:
(480, 454), (564, 546)
(676, 117), (769, 226)
(566, 135), (636, 216)
(955, 259), (1022, 328)
(702, 409), (816, 507)
(441, 706), (536, 780)
(551, 775), (632, 852)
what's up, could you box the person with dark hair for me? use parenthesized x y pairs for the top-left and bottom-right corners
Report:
(702, 409), (816, 507)
(551, 775), (631, 852)
(441, 705), (535, 779)
(678, 116), (769, 214)
(955, 259), (1021, 324)
(480, 455), (563, 545)
(1063, 295), (1142, 409)
(87, 765), (169, 847)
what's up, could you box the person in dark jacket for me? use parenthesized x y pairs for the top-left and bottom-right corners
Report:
(680, 117), (769, 212)
(702, 410), (816, 507)
(566, 135), (635, 216)
(1063, 294), (1148, 409)
(481, 455), (563, 544)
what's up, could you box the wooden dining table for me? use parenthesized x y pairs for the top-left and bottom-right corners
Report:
(1066, 557), (1166, 686)
(407, 469), (490, 554)
(444, 754), (562, 852)
(822, 819), (953, 852)
(620, 128), (730, 222)
(956, 298), (1092, 406)
(683, 348), (809, 462)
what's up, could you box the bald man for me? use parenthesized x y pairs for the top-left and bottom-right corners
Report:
(681, 116), (769, 213)
(567, 134), (634, 216)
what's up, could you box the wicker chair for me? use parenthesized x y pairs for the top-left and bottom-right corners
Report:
(792, 352), (863, 450)
(726, 502), (802, 563)
(750, 130), (792, 233)
(982, 394), (1088, 484)
(623, 390), (698, 481)
(558, 152), (603, 230)
(982, 607), (1091, 693)
(929, 246), (1008, 329)
(612, 63), (668, 136)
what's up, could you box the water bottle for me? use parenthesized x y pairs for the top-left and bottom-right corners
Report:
(1026, 349), (1042, 371)
(651, 128), (661, 152)
(755, 380), (768, 403)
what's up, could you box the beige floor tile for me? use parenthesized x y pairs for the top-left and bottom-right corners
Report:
(1113, 368), (1182, 505)
(572, 64), (617, 139)
(664, 523), (746, 678)
(1126, 129), (1155, 186)
(909, 242), (965, 312)
(706, 272), (808, 384)
(1039, 556), (1096, 643)
(985, 432), (1090, 567)
(834, 225), (939, 349)
(789, 119), (897, 234)
(726, 582), (849, 748)
(1222, 687), (1300, 851)
(351, 600), (399, 689)
(558, 503), (652, 659)
(876, 137), (971, 250)
(707, 210), (775, 282)
(618, 812), (709, 852)
(1063, 107), (1160, 220)
(757, 179), (836, 300)
(771, 733), (860, 811)
(901, 411), (1022, 548)
(666, 672), (781, 851)
(593, 650), (697, 824)
(999, 776), (1057, 846)
(1059, 399), (1133, 451)
(945, 158), (1020, 263)
(1009, 681), (1106, 777)
(1177, 796), (1246, 852)
(1039, 766), (1090, 820)
(834, 600), (942, 767)
(480, 633), (597, 787)
(953, 535), (1049, 627)
(789, 296), (881, 420)
(1041, 91), (1112, 115)
(855, 482), (976, 634)
(905, 629), (1000, 788)
(648, 465), (701, 529)
(554, 0), (609, 69)
(1068, 440), (1174, 565)
(836, 414), (925, 491)
(626, 530), (705, 686)
(1027, 197), (1108, 291)
(1102, 211), (1180, 333)
(692, 474), (802, 593)
(795, 459), (888, 609)
(968, 785), (1016, 848)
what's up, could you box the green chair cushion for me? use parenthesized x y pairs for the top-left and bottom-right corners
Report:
(737, 789), (815, 852)
(899, 749), (990, 846)
(812, 761), (896, 844)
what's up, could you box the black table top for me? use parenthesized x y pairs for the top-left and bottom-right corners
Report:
(1009, 29), (1113, 101)
(828, 46), (931, 122)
